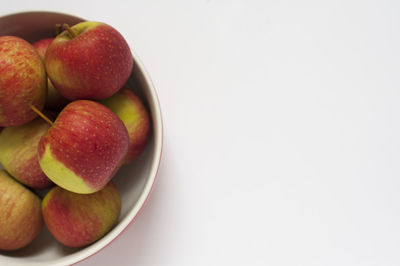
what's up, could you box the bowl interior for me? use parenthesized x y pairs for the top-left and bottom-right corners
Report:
(0, 11), (162, 266)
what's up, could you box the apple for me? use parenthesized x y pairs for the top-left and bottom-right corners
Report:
(38, 100), (129, 194)
(0, 170), (43, 251)
(0, 117), (53, 189)
(32, 38), (70, 111)
(0, 36), (46, 126)
(101, 88), (151, 163)
(46, 79), (71, 110)
(45, 21), (133, 100)
(31, 37), (53, 59)
(42, 182), (121, 248)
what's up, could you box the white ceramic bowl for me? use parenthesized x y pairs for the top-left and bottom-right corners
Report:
(0, 11), (163, 266)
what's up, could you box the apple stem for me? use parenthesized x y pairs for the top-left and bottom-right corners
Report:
(30, 105), (54, 126)
(55, 24), (62, 36)
(63, 23), (76, 38)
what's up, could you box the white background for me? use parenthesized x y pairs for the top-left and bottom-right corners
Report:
(2, 1), (400, 265)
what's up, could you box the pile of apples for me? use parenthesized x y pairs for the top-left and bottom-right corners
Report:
(0, 21), (151, 250)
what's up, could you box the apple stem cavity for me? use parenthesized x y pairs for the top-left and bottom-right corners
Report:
(63, 24), (76, 38)
(30, 105), (54, 126)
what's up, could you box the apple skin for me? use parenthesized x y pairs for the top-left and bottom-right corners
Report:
(0, 36), (47, 126)
(32, 38), (70, 111)
(46, 79), (71, 111)
(31, 38), (53, 59)
(45, 21), (133, 100)
(0, 117), (53, 189)
(42, 182), (121, 248)
(101, 88), (151, 163)
(0, 170), (43, 251)
(38, 100), (129, 194)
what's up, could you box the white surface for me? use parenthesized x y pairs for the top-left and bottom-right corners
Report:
(2, 1), (400, 265)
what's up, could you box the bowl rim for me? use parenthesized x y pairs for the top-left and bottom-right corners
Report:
(0, 11), (163, 266)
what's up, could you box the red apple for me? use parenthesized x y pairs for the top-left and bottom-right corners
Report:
(0, 36), (47, 126)
(31, 38), (53, 59)
(0, 117), (53, 189)
(45, 21), (133, 100)
(0, 170), (43, 250)
(101, 88), (151, 163)
(32, 38), (70, 111)
(38, 100), (129, 194)
(42, 182), (121, 248)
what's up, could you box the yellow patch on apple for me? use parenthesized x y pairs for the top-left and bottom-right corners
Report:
(39, 145), (96, 194)
(103, 93), (140, 125)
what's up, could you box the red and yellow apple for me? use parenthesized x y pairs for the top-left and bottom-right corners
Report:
(45, 21), (133, 100)
(0, 117), (53, 189)
(101, 88), (151, 163)
(38, 100), (129, 194)
(32, 38), (69, 110)
(42, 182), (121, 248)
(0, 170), (43, 251)
(0, 36), (46, 126)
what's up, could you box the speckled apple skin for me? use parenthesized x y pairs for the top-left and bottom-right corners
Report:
(0, 170), (43, 251)
(0, 118), (53, 189)
(32, 38), (70, 111)
(42, 182), (121, 248)
(38, 100), (129, 194)
(0, 36), (46, 126)
(101, 88), (151, 163)
(45, 21), (133, 100)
